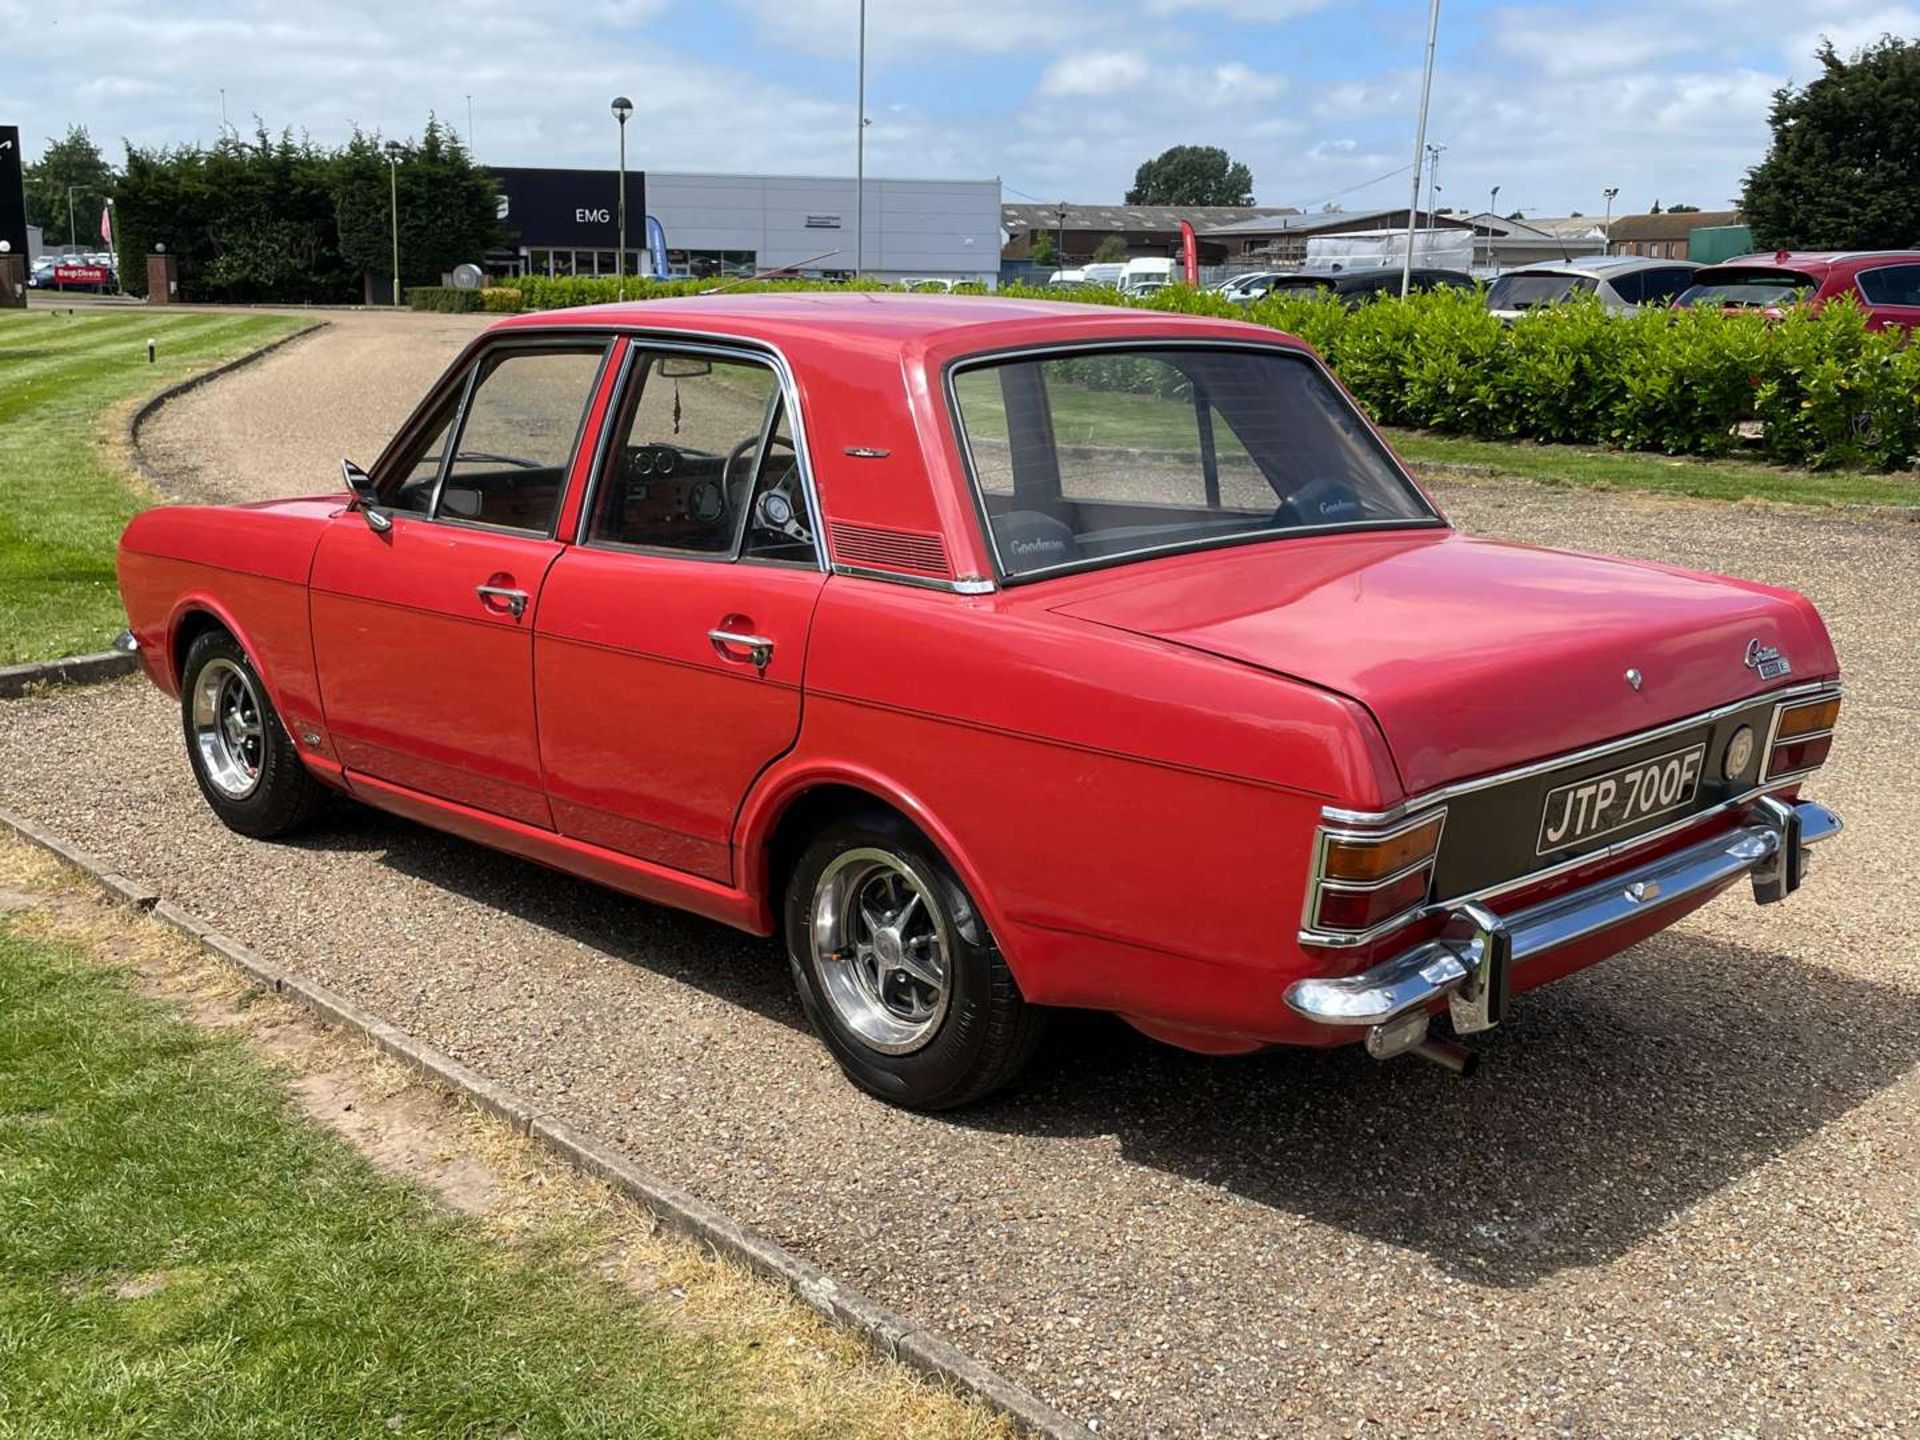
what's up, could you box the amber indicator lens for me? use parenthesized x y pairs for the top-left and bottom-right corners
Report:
(1322, 813), (1444, 882)
(1315, 865), (1434, 932)
(1775, 696), (1840, 740)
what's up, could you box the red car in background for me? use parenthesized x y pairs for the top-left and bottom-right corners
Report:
(116, 295), (1845, 1108)
(1675, 250), (1920, 329)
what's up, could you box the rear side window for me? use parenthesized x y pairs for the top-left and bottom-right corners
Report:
(1639, 267), (1697, 304)
(1857, 265), (1920, 306)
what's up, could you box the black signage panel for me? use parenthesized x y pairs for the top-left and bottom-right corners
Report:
(490, 166), (646, 250)
(0, 126), (28, 258)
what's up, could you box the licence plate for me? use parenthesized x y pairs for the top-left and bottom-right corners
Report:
(1536, 743), (1706, 855)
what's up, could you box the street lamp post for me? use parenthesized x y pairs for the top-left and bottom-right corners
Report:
(1603, 186), (1619, 255)
(66, 184), (79, 256)
(1400, 0), (1443, 298)
(1485, 183), (1500, 273)
(611, 97), (632, 299)
(1056, 202), (1068, 267)
(384, 141), (403, 308)
(854, 0), (867, 277)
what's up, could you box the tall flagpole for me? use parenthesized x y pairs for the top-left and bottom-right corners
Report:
(1400, 0), (1442, 298)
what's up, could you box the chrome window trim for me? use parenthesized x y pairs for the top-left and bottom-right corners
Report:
(574, 336), (828, 572)
(1299, 807), (1448, 937)
(829, 564), (997, 595)
(1320, 681), (1842, 826)
(1299, 775), (1824, 948)
(940, 337), (1446, 589)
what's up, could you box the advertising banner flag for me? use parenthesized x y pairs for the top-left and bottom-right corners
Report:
(1179, 219), (1199, 285)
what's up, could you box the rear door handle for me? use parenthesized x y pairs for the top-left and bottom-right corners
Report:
(707, 628), (774, 670)
(476, 584), (529, 618)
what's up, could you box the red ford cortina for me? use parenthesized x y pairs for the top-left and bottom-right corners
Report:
(116, 294), (1844, 1108)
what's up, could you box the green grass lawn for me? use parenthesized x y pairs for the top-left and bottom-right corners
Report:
(0, 917), (757, 1438)
(1386, 429), (1920, 510)
(0, 309), (301, 666)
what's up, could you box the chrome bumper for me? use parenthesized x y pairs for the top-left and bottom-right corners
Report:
(1284, 796), (1842, 1054)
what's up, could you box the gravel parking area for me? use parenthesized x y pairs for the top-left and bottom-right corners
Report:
(6, 323), (1916, 1436)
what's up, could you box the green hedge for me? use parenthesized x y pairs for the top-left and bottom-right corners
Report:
(478, 275), (1920, 472)
(405, 285), (485, 312)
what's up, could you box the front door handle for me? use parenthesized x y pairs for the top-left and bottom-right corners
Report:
(476, 583), (529, 618)
(707, 627), (774, 670)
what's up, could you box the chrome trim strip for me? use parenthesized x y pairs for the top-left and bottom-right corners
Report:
(830, 563), (998, 595)
(1298, 776), (1823, 948)
(1760, 689), (1840, 782)
(1320, 682), (1841, 826)
(1286, 798), (1843, 1027)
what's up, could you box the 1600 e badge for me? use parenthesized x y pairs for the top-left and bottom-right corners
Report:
(1537, 743), (1706, 855)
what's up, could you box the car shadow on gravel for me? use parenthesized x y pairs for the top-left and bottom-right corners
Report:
(955, 926), (1920, 1287)
(289, 805), (810, 1032)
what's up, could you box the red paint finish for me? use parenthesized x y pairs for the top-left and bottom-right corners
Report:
(535, 549), (825, 882)
(117, 295), (1844, 1059)
(1677, 249), (1920, 330)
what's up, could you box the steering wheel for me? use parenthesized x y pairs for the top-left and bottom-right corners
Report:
(739, 437), (811, 546)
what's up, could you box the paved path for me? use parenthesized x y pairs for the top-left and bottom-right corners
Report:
(7, 324), (1916, 1436)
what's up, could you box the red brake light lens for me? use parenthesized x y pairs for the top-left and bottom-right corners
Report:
(1314, 865), (1435, 933)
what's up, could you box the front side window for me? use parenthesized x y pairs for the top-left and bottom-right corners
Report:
(1856, 264), (1920, 306)
(431, 344), (608, 534)
(587, 350), (791, 556)
(950, 347), (1437, 580)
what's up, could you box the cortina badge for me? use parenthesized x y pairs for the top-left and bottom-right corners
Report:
(1744, 638), (1791, 680)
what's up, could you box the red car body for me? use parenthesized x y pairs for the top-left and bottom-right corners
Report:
(117, 294), (1843, 1092)
(1676, 250), (1920, 329)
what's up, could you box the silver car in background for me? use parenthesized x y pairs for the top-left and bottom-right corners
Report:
(1487, 255), (1700, 319)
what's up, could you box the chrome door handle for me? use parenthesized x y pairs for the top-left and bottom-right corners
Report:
(707, 628), (774, 670)
(476, 584), (529, 618)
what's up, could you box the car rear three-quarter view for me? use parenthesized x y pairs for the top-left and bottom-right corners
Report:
(116, 293), (1844, 1109)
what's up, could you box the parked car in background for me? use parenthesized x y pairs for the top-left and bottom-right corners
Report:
(1230, 268), (1476, 306)
(117, 294), (1844, 1109)
(1673, 251), (1920, 330)
(1046, 268), (1088, 288)
(1487, 256), (1698, 318)
(1212, 270), (1288, 301)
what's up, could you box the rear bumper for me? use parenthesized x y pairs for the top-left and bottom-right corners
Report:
(1284, 796), (1842, 1051)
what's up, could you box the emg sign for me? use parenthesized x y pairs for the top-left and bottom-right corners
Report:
(488, 166), (646, 249)
(575, 208), (611, 224)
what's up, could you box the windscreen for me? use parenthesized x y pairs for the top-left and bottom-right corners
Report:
(1673, 270), (1817, 308)
(950, 347), (1437, 579)
(1487, 273), (1598, 309)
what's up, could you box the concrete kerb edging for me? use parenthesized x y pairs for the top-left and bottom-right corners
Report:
(124, 320), (329, 488)
(1, 321), (332, 703)
(0, 804), (1085, 1440)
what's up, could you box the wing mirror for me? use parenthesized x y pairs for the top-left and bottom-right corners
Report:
(341, 459), (393, 533)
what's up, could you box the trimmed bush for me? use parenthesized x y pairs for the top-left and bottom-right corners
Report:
(480, 286), (524, 313)
(405, 285), (484, 313)
(487, 273), (1917, 474)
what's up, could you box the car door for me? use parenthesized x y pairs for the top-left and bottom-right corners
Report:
(310, 336), (616, 829)
(1855, 263), (1920, 332)
(534, 344), (827, 884)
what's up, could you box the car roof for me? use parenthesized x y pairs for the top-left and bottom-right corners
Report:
(490, 291), (1298, 352)
(1703, 250), (1920, 275)
(1503, 255), (1697, 278)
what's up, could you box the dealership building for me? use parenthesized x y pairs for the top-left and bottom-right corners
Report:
(489, 168), (1003, 286)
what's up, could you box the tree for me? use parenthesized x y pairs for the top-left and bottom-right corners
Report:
(1027, 228), (1057, 266)
(23, 126), (116, 249)
(1668, 203), (1701, 213)
(1743, 37), (1920, 249)
(1091, 234), (1130, 263)
(1125, 145), (1254, 207)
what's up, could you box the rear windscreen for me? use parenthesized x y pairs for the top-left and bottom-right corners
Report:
(1673, 270), (1817, 308)
(1487, 273), (1598, 309)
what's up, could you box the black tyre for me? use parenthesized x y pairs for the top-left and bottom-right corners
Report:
(180, 629), (326, 839)
(784, 811), (1044, 1110)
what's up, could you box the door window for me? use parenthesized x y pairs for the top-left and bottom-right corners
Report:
(586, 351), (786, 555)
(434, 344), (608, 535)
(1857, 265), (1920, 306)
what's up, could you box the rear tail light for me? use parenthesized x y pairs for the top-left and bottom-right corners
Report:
(1306, 810), (1446, 938)
(1764, 693), (1841, 780)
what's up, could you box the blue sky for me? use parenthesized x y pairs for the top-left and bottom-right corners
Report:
(3, 0), (1912, 217)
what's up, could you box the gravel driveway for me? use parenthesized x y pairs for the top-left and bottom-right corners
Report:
(5, 319), (1916, 1437)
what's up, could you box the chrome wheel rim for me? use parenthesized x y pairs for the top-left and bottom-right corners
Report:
(810, 848), (951, 1055)
(190, 658), (265, 800)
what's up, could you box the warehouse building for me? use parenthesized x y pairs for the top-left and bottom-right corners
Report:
(490, 167), (1003, 286)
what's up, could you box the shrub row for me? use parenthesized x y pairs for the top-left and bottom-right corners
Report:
(479, 276), (1920, 472)
(405, 285), (485, 313)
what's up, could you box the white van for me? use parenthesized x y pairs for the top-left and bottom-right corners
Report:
(1119, 257), (1177, 292)
(1080, 262), (1127, 289)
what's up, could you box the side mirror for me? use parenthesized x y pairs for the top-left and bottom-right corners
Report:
(341, 458), (392, 533)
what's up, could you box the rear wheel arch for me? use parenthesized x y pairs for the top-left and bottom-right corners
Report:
(170, 608), (232, 684)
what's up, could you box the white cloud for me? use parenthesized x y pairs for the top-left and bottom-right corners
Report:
(1039, 50), (1153, 97)
(1143, 0), (1327, 19)
(724, 0), (1090, 59)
